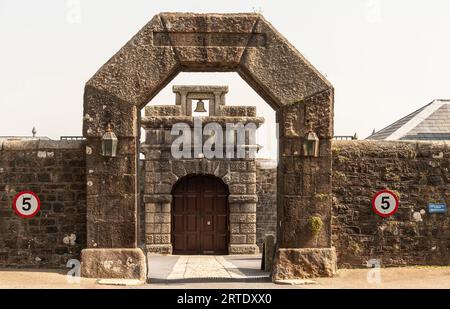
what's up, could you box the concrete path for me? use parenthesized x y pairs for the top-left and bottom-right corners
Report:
(148, 254), (270, 283)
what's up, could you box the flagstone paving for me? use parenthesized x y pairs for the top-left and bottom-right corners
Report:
(151, 254), (270, 281)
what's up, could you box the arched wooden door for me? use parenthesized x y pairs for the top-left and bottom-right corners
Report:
(172, 175), (229, 255)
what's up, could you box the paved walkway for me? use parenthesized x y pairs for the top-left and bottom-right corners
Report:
(148, 254), (270, 282)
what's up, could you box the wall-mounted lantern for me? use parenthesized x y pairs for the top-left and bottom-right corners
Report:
(303, 126), (320, 157)
(101, 123), (118, 157)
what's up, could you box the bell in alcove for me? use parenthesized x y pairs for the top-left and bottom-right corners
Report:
(194, 99), (207, 113)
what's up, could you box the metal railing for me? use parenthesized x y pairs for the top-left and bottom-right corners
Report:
(60, 136), (85, 141)
(333, 135), (358, 141)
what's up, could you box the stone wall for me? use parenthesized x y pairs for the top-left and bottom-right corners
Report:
(255, 159), (277, 250)
(0, 140), (86, 267)
(2, 138), (450, 269)
(252, 141), (450, 268)
(332, 141), (450, 268)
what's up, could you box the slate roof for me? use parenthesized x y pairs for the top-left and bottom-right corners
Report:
(367, 99), (450, 141)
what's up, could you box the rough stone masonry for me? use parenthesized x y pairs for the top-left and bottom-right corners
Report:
(332, 141), (450, 268)
(0, 140), (86, 267)
(82, 12), (335, 280)
(1, 140), (449, 271)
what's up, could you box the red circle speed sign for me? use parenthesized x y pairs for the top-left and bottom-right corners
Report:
(372, 190), (399, 218)
(12, 191), (41, 218)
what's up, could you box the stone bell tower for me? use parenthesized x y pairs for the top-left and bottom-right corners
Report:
(173, 85), (227, 116)
(141, 85), (264, 255)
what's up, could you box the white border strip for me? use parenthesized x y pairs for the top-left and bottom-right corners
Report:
(216, 256), (247, 279)
(167, 256), (188, 280)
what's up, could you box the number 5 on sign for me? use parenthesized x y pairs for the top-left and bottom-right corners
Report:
(12, 191), (41, 218)
(372, 190), (399, 218)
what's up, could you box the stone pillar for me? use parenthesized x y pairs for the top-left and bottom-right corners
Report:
(142, 122), (177, 254)
(264, 234), (276, 272)
(180, 92), (188, 116)
(223, 149), (259, 254)
(213, 92), (221, 116)
(81, 86), (146, 280)
(144, 195), (173, 254)
(228, 197), (258, 254)
(227, 160), (259, 255)
(186, 98), (193, 116)
(272, 90), (336, 280)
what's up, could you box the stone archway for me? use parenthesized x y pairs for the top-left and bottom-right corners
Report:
(81, 13), (335, 281)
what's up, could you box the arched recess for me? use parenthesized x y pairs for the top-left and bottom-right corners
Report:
(81, 13), (335, 281)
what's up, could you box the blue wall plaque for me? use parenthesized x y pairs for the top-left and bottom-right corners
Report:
(428, 203), (447, 214)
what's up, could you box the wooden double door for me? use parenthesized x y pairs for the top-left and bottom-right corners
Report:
(172, 175), (229, 255)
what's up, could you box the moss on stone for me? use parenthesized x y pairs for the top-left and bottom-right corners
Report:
(333, 171), (347, 181)
(337, 155), (349, 162)
(388, 189), (401, 199)
(349, 241), (363, 254)
(287, 98), (304, 106)
(308, 216), (323, 236)
(314, 193), (330, 201)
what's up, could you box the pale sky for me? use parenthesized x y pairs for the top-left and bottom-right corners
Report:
(1, 0), (450, 160)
